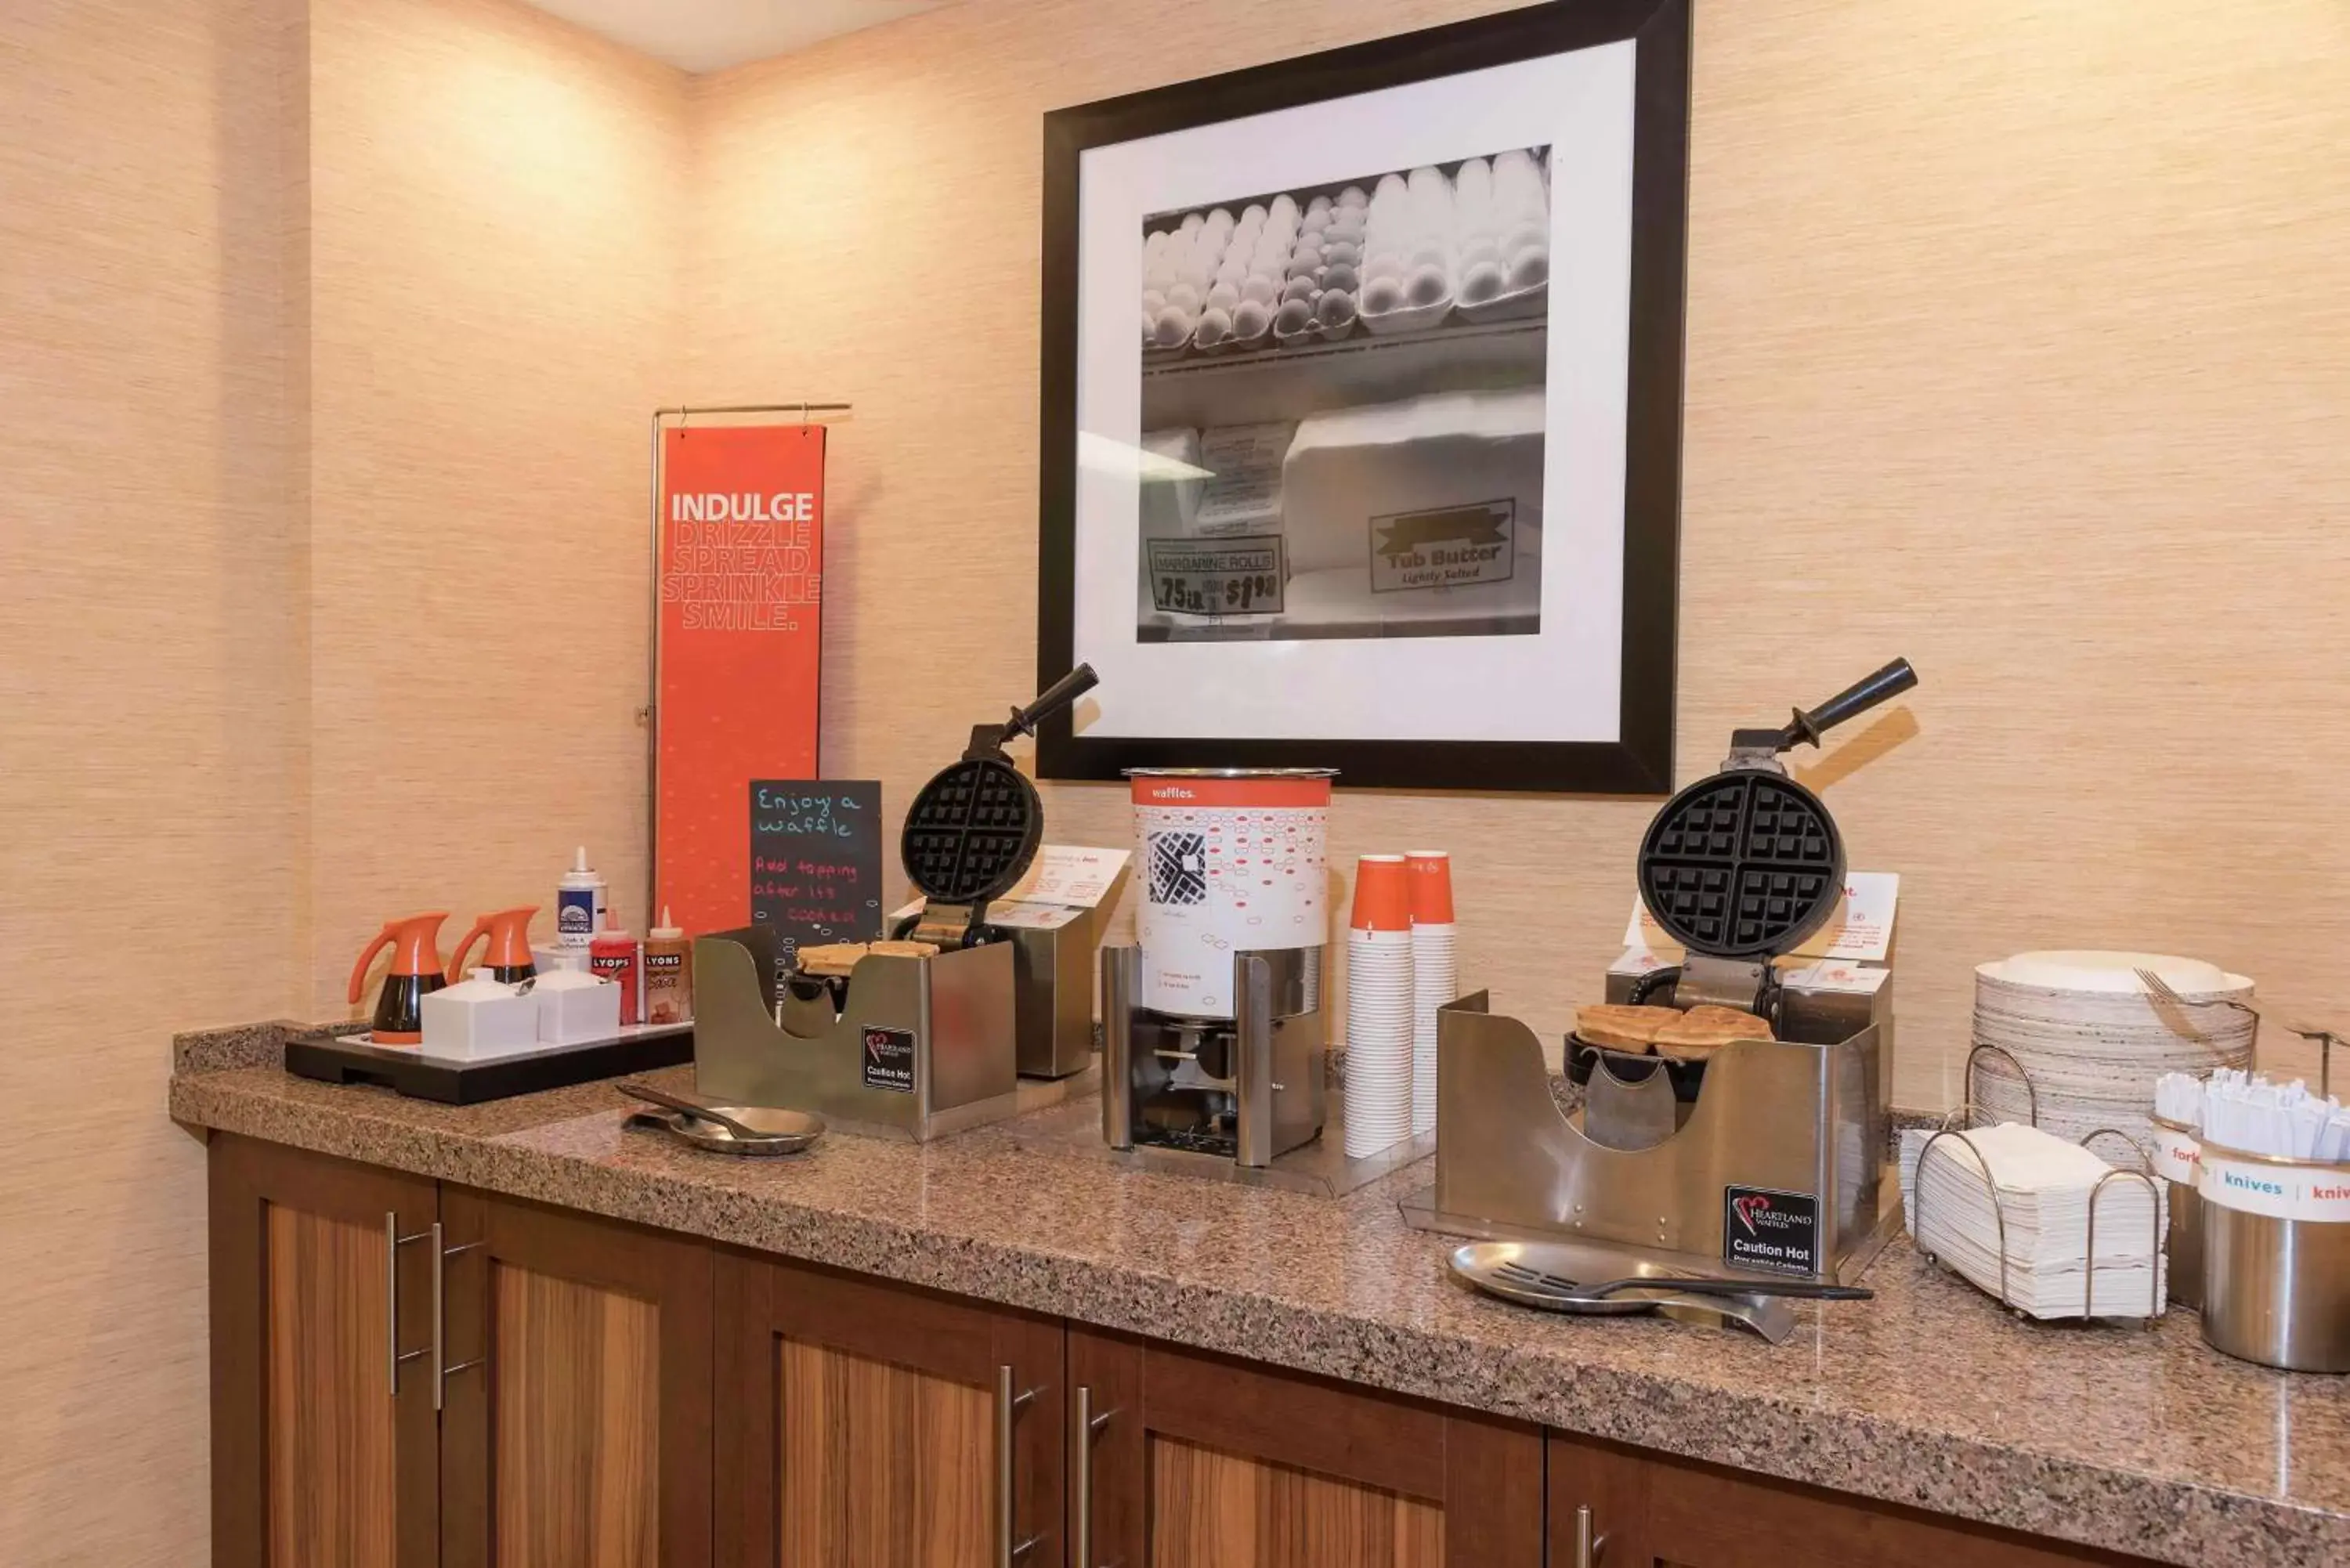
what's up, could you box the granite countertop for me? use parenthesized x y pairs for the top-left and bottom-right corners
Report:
(170, 1023), (2350, 1568)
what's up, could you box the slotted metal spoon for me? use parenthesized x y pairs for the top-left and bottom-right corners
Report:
(1449, 1242), (1869, 1343)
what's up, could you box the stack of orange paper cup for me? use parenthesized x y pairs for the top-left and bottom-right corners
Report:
(1344, 854), (1415, 1158)
(1405, 851), (1457, 1139)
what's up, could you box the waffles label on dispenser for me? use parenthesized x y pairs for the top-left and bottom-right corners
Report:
(1722, 1184), (1820, 1277)
(1130, 771), (1332, 1020)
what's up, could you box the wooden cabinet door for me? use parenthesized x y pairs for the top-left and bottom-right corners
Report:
(438, 1190), (714, 1568)
(1549, 1433), (2160, 1568)
(714, 1251), (1065, 1568)
(1068, 1326), (1544, 1568)
(208, 1133), (442, 1568)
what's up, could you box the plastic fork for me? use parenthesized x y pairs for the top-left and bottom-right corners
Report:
(2133, 967), (2340, 1097)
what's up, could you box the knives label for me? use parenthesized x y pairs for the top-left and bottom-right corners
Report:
(861, 1026), (916, 1093)
(1722, 1184), (1820, 1277)
(2200, 1153), (2350, 1221)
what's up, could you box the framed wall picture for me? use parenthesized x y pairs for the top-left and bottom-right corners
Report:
(1036, 0), (1690, 793)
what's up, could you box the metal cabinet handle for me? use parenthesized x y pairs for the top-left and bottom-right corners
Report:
(1075, 1384), (1119, 1568)
(435, 1227), (486, 1409)
(996, 1365), (1043, 1566)
(1575, 1503), (1607, 1567)
(385, 1212), (431, 1394)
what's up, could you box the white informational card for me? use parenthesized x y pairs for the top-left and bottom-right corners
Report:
(987, 902), (1090, 931)
(894, 845), (1132, 927)
(1781, 960), (1893, 995)
(1000, 845), (1130, 909)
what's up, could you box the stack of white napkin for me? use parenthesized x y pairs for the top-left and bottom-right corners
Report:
(1901, 1122), (2167, 1319)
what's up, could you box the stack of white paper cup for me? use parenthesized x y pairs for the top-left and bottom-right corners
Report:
(1344, 854), (1415, 1158)
(1405, 851), (1457, 1139)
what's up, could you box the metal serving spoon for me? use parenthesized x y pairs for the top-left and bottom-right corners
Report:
(1448, 1242), (1871, 1344)
(618, 1082), (774, 1143)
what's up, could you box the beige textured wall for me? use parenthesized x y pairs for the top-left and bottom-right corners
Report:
(2, 0), (682, 1559)
(692, 0), (2350, 1109)
(0, 2), (303, 1558)
(306, 0), (688, 1012)
(9, 0), (2347, 1553)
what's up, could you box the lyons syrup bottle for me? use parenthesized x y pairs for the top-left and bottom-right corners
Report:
(642, 907), (693, 1025)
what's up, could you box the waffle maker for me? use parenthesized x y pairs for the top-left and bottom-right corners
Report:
(1567, 658), (1915, 1102)
(895, 665), (1097, 952)
(1404, 657), (1918, 1285)
(695, 667), (1099, 1142)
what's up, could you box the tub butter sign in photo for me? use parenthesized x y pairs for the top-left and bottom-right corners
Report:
(1370, 499), (1517, 593)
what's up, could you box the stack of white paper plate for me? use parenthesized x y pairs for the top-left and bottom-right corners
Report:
(1971, 951), (2255, 1160)
(1901, 1122), (2168, 1319)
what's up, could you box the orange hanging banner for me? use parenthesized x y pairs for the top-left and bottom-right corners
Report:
(655, 423), (824, 937)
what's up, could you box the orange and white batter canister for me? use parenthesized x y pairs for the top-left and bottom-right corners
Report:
(1127, 768), (1335, 1019)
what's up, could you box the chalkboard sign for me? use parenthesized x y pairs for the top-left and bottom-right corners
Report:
(748, 780), (884, 962)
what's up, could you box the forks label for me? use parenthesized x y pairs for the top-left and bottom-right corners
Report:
(1723, 1185), (1820, 1277)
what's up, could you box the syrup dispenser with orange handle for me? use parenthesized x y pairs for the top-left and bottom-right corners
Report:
(446, 905), (539, 985)
(348, 912), (450, 1045)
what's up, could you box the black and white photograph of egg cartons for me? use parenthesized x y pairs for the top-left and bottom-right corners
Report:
(1134, 147), (1551, 645)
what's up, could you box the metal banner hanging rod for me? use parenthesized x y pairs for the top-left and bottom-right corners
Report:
(654, 402), (853, 425)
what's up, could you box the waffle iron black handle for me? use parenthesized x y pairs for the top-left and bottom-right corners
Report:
(1781, 658), (1917, 750)
(1002, 663), (1099, 743)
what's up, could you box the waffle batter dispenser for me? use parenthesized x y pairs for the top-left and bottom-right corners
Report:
(1403, 660), (1918, 1284)
(1101, 769), (1335, 1169)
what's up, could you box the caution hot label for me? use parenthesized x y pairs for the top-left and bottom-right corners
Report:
(1369, 499), (1516, 593)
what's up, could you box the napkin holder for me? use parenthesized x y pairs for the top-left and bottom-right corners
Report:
(1399, 986), (1900, 1285)
(692, 928), (1018, 1141)
(1905, 1107), (2166, 1323)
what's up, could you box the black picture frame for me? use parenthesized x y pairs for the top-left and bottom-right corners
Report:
(1036, 0), (1690, 793)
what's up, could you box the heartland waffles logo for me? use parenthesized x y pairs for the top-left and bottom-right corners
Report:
(1722, 1185), (1817, 1277)
(860, 1026), (914, 1093)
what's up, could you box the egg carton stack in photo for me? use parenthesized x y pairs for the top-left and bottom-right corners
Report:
(1139, 149), (1551, 359)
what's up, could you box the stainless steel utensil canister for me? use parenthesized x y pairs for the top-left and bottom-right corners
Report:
(2149, 1113), (2203, 1310)
(2197, 1136), (2350, 1373)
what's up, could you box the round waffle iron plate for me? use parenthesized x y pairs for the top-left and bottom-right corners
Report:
(899, 755), (1045, 913)
(1567, 768), (1846, 1100)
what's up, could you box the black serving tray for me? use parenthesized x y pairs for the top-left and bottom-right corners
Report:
(284, 1024), (695, 1105)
